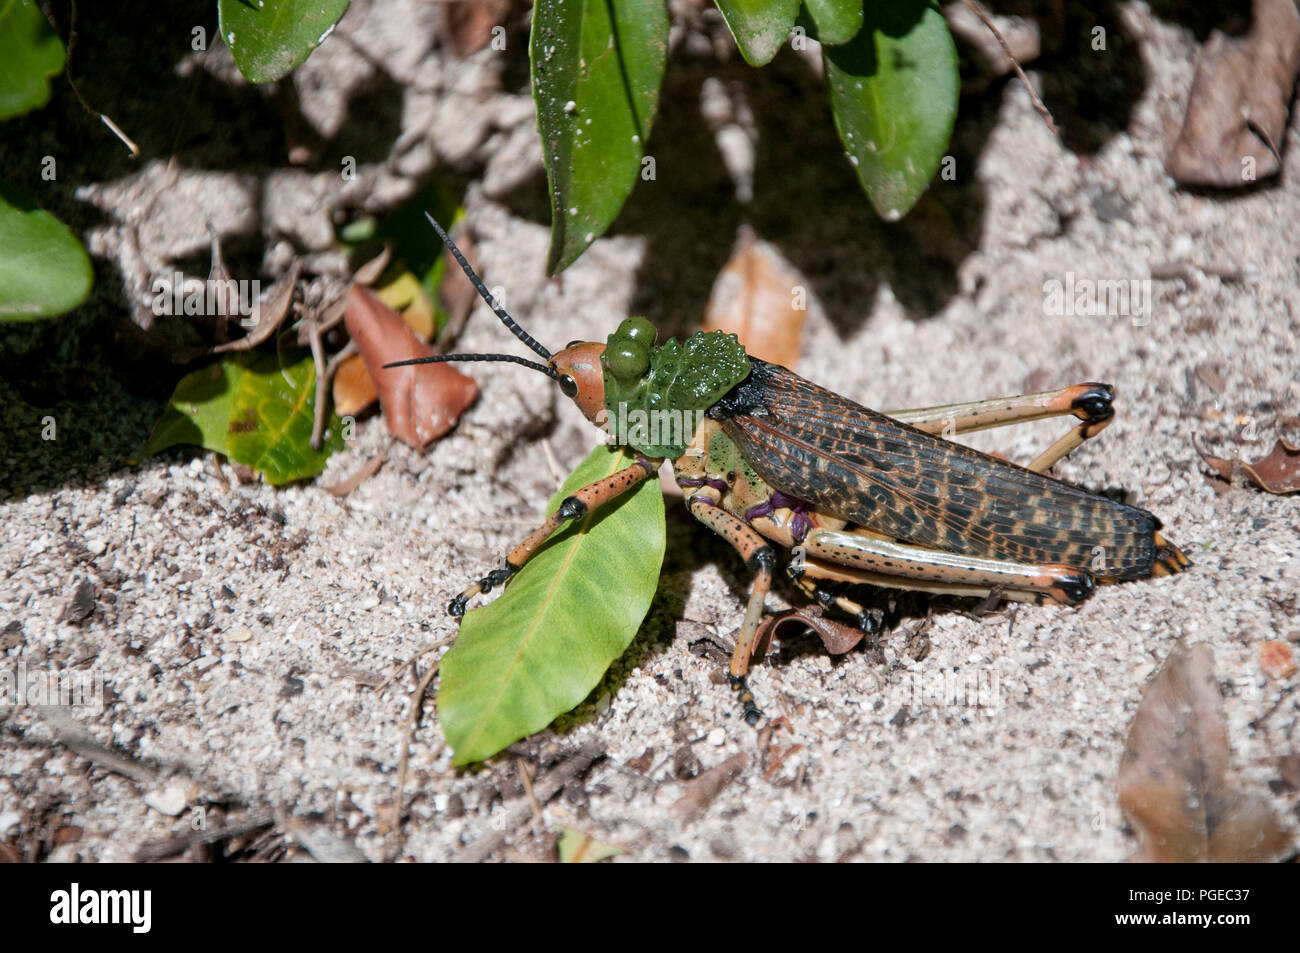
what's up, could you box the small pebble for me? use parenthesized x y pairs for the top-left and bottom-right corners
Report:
(143, 781), (192, 817)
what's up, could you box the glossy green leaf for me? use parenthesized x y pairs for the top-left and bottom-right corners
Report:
(218, 0), (351, 84)
(531, 0), (669, 274)
(0, 0), (64, 120)
(713, 0), (800, 66)
(823, 0), (957, 220)
(801, 0), (862, 46)
(0, 181), (92, 320)
(135, 360), (242, 461)
(226, 351), (344, 483)
(440, 444), (667, 764)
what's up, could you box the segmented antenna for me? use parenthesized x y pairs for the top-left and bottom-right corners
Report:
(383, 352), (561, 383)
(424, 212), (552, 361)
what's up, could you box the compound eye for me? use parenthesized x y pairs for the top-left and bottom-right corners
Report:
(559, 374), (579, 398)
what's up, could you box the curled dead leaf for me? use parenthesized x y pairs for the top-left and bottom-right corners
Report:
(343, 285), (477, 450)
(1194, 434), (1300, 494)
(211, 261), (301, 355)
(1241, 438), (1300, 493)
(1117, 641), (1292, 862)
(352, 246), (392, 287)
(701, 226), (807, 368)
(755, 606), (866, 659)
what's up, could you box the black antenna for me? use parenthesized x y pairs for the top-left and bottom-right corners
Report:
(424, 212), (552, 361)
(383, 352), (561, 383)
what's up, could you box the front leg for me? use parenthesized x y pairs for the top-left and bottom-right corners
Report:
(449, 455), (660, 616)
(685, 488), (775, 726)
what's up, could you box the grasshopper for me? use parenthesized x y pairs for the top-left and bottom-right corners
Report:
(388, 215), (1188, 723)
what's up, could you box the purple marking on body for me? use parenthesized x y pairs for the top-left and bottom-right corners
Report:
(769, 491), (805, 510)
(678, 476), (728, 493)
(746, 490), (814, 543)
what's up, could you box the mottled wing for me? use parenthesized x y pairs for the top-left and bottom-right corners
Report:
(712, 360), (1157, 579)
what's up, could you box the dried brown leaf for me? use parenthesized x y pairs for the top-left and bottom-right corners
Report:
(443, 0), (511, 58)
(211, 261), (301, 355)
(1194, 434), (1300, 494)
(435, 236), (480, 350)
(755, 606), (865, 657)
(332, 352), (378, 417)
(1167, 0), (1300, 187)
(669, 753), (747, 824)
(343, 285), (477, 450)
(1241, 438), (1300, 493)
(1192, 432), (1233, 482)
(701, 226), (806, 368)
(322, 455), (385, 497)
(353, 246), (392, 287)
(1118, 642), (1292, 862)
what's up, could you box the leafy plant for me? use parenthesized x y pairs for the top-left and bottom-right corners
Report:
(218, 0), (352, 84)
(0, 181), (92, 321)
(532, 0), (959, 271)
(0, 0), (92, 320)
(0, 0), (65, 119)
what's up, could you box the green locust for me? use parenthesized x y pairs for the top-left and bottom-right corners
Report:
(387, 215), (1188, 723)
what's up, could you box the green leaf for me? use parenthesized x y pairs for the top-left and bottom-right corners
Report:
(439, 444), (667, 764)
(531, 0), (669, 274)
(0, 181), (91, 321)
(226, 351), (343, 484)
(0, 0), (65, 120)
(135, 352), (342, 483)
(134, 360), (243, 461)
(557, 827), (622, 862)
(218, 0), (351, 84)
(823, 0), (958, 220)
(801, 0), (862, 46)
(713, 0), (800, 66)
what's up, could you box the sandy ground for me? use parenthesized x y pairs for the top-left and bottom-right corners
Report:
(1, 1), (1297, 862)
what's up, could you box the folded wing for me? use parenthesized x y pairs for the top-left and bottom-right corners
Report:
(711, 360), (1157, 580)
